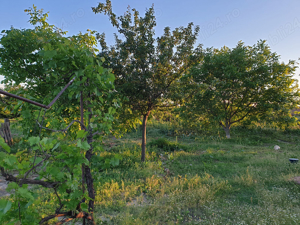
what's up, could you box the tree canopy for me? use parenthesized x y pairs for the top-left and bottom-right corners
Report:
(182, 40), (300, 138)
(92, 0), (202, 161)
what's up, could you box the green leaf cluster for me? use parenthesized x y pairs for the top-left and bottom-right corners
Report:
(0, 5), (118, 224)
(181, 40), (300, 138)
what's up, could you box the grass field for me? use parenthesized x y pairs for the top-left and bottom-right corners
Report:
(86, 121), (300, 224)
(2, 119), (300, 224)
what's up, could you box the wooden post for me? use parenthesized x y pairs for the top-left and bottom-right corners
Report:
(0, 118), (13, 146)
(4, 118), (10, 126)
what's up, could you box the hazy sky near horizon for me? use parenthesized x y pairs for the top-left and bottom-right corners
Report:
(1, 0), (300, 86)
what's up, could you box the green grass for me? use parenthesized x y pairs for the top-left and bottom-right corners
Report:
(2, 120), (300, 224)
(88, 122), (300, 224)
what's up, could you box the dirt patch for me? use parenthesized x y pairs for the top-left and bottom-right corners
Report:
(0, 177), (10, 197)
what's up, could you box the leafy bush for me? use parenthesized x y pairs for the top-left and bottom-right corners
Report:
(148, 138), (187, 152)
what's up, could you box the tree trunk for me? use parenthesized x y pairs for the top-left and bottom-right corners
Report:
(80, 91), (86, 225)
(141, 111), (150, 162)
(84, 133), (95, 225)
(84, 149), (95, 223)
(84, 91), (95, 225)
(223, 124), (231, 139)
(4, 118), (10, 126)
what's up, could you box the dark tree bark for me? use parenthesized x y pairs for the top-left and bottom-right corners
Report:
(141, 111), (150, 162)
(80, 89), (86, 225)
(83, 93), (96, 225)
(4, 118), (10, 126)
(84, 149), (95, 224)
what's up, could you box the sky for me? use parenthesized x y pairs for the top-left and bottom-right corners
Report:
(1, 0), (300, 87)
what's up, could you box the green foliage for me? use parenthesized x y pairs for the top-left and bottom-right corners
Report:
(92, 153), (123, 170)
(0, 137), (10, 153)
(0, 5), (116, 139)
(0, 5), (118, 224)
(181, 40), (300, 138)
(148, 138), (187, 152)
(93, 1), (201, 116)
(0, 85), (23, 119)
(0, 2), (299, 224)
(0, 134), (93, 222)
(92, 0), (202, 161)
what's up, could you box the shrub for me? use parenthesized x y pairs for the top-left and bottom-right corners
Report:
(148, 138), (187, 152)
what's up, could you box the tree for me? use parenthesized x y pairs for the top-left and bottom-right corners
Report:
(182, 40), (300, 138)
(0, 6), (116, 225)
(92, 0), (202, 161)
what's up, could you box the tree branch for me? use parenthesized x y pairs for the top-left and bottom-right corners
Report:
(0, 166), (59, 188)
(24, 154), (51, 179)
(54, 187), (64, 214)
(231, 107), (256, 125)
(36, 120), (86, 133)
(39, 210), (93, 225)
